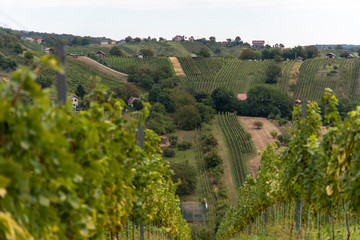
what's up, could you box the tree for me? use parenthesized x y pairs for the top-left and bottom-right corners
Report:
(239, 48), (257, 60)
(245, 85), (292, 118)
(235, 36), (241, 44)
(132, 99), (143, 110)
(80, 37), (90, 45)
(75, 84), (86, 99)
(140, 48), (154, 57)
(253, 121), (263, 129)
(211, 87), (235, 112)
(109, 46), (125, 56)
(304, 45), (320, 58)
(198, 47), (211, 58)
(24, 51), (34, 65)
(125, 36), (132, 42)
(170, 162), (197, 195)
(334, 44), (344, 50)
(204, 150), (222, 169)
(174, 105), (201, 130)
(265, 61), (282, 83)
(209, 36), (216, 43)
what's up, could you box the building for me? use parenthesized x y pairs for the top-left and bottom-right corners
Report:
(348, 54), (355, 59)
(296, 56), (304, 62)
(37, 39), (43, 44)
(237, 94), (248, 101)
(68, 95), (79, 109)
(24, 37), (35, 42)
(128, 97), (141, 107)
(70, 54), (78, 58)
(172, 35), (184, 42)
(96, 50), (105, 57)
(101, 40), (108, 45)
(252, 40), (265, 47)
(326, 52), (336, 59)
(44, 48), (54, 54)
(137, 54), (144, 59)
(188, 37), (194, 42)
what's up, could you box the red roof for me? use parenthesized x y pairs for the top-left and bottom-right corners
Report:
(237, 94), (248, 101)
(327, 52), (336, 56)
(97, 50), (105, 55)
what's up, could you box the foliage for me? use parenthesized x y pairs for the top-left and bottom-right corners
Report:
(239, 48), (257, 60)
(270, 130), (278, 139)
(174, 105), (202, 130)
(75, 83), (86, 99)
(109, 46), (125, 56)
(140, 48), (154, 57)
(204, 150), (223, 169)
(197, 47), (211, 58)
(163, 148), (175, 158)
(211, 87), (235, 112)
(265, 61), (282, 83)
(177, 141), (193, 150)
(245, 85), (292, 118)
(170, 162), (197, 195)
(253, 121), (263, 129)
(0, 62), (191, 239)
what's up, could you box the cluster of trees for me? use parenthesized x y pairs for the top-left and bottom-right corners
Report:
(0, 31), (23, 54)
(170, 161), (197, 195)
(0, 54), (17, 70)
(239, 45), (320, 60)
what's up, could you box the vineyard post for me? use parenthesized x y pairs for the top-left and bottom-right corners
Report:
(295, 100), (307, 234)
(55, 42), (67, 104)
(138, 121), (145, 240)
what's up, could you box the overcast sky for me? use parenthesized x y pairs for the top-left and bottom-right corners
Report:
(1, 0), (359, 47)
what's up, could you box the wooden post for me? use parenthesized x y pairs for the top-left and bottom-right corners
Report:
(55, 42), (67, 104)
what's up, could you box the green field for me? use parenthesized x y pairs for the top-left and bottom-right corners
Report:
(118, 41), (192, 56)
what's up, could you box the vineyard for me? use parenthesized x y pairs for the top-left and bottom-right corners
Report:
(217, 90), (360, 240)
(294, 58), (360, 102)
(97, 56), (174, 74)
(217, 113), (255, 191)
(0, 60), (191, 239)
(178, 57), (295, 94)
(37, 57), (125, 94)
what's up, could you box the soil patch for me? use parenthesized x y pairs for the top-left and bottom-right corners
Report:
(239, 116), (282, 178)
(169, 57), (186, 76)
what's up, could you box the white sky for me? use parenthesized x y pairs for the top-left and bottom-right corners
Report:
(1, 0), (359, 47)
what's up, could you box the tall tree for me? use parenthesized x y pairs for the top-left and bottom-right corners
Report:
(75, 84), (86, 99)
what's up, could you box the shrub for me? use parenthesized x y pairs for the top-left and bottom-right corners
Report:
(170, 162), (197, 195)
(270, 130), (278, 139)
(253, 121), (263, 129)
(177, 141), (192, 150)
(163, 148), (175, 157)
(204, 150), (222, 169)
(168, 134), (178, 148)
(278, 134), (290, 145)
(278, 119), (288, 126)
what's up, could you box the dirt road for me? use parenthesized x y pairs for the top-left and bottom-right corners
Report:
(239, 116), (281, 177)
(169, 57), (186, 76)
(75, 57), (128, 82)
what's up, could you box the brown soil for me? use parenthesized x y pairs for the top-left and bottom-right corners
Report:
(169, 57), (186, 76)
(239, 117), (282, 178)
(75, 57), (128, 82)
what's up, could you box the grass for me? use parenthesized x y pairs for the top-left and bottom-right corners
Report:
(65, 44), (111, 56)
(118, 42), (192, 57)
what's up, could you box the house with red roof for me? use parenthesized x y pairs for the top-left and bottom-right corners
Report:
(237, 94), (248, 101)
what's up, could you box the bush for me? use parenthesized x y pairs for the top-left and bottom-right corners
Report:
(278, 134), (290, 145)
(170, 162), (197, 195)
(168, 134), (178, 148)
(253, 121), (263, 129)
(278, 119), (288, 126)
(204, 150), (222, 169)
(270, 130), (278, 139)
(177, 141), (192, 150)
(163, 148), (175, 157)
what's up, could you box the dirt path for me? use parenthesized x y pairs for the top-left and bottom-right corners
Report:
(169, 57), (186, 76)
(75, 57), (128, 81)
(213, 119), (237, 206)
(239, 117), (281, 178)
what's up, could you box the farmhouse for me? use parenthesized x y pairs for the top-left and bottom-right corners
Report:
(70, 54), (78, 58)
(101, 40), (108, 45)
(326, 52), (336, 59)
(68, 95), (79, 109)
(37, 39), (43, 44)
(24, 37), (35, 42)
(188, 37), (194, 42)
(96, 50), (105, 57)
(172, 35), (184, 42)
(348, 54), (355, 59)
(237, 94), (248, 101)
(137, 54), (144, 59)
(296, 56), (304, 62)
(252, 40), (265, 47)
(44, 48), (54, 54)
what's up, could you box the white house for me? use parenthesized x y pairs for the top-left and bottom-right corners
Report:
(68, 95), (79, 109)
